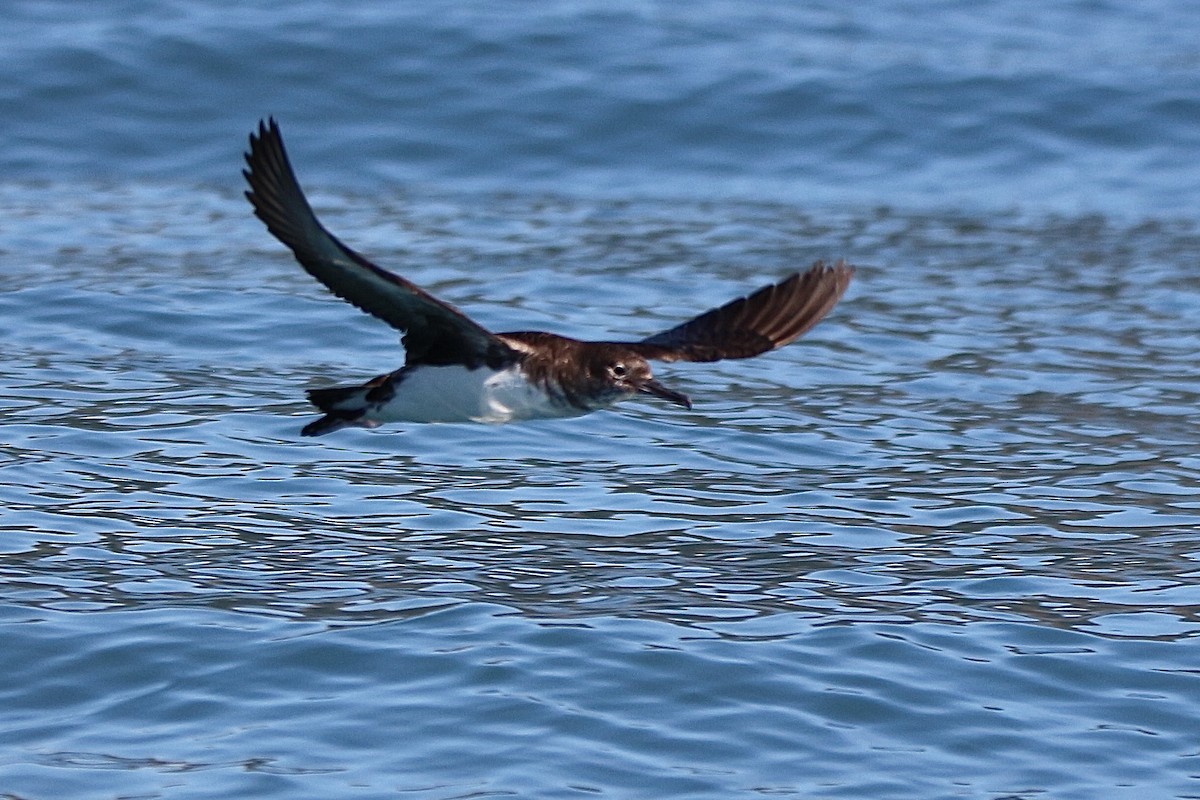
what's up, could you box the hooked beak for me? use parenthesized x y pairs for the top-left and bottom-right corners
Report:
(638, 379), (692, 410)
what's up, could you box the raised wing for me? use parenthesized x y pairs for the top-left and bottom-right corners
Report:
(627, 261), (853, 362)
(243, 118), (517, 368)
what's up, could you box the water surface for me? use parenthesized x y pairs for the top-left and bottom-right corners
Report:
(3, 2), (1200, 798)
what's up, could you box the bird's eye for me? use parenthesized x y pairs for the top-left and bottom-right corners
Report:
(610, 363), (628, 379)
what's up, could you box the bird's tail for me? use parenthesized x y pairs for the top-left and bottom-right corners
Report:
(301, 376), (392, 436)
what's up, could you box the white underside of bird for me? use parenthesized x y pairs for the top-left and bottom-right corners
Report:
(326, 364), (589, 425)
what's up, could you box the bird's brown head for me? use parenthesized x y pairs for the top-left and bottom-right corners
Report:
(585, 349), (692, 410)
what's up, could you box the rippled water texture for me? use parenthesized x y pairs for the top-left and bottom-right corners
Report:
(3, 1), (1200, 798)
(4, 185), (1200, 798)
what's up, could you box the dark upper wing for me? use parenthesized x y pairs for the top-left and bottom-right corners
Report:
(243, 118), (517, 368)
(626, 261), (853, 362)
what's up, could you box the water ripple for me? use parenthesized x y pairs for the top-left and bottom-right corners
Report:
(3, 189), (1199, 798)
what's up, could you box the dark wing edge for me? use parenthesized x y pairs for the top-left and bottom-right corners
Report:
(242, 118), (515, 367)
(627, 260), (854, 362)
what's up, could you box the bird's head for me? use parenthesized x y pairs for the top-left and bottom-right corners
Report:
(588, 350), (691, 410)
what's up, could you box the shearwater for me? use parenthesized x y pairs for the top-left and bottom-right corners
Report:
(243, 119), (854, 436)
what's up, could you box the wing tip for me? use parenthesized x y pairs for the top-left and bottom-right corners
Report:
(803, 258), (856, 288)
(248, 116), (281, 147)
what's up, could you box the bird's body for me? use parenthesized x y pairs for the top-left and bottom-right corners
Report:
(242, 118), (854, 436)
(304, 363), (573, 432)
(299, 332), (677, 435)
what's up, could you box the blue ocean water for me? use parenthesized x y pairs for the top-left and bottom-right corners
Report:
(4, 0), (1200, 214)
(3, 2), (1200, 798)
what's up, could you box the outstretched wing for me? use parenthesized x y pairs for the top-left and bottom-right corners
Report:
(627, 261), (853, 362)
(243, 118), (517, 368)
